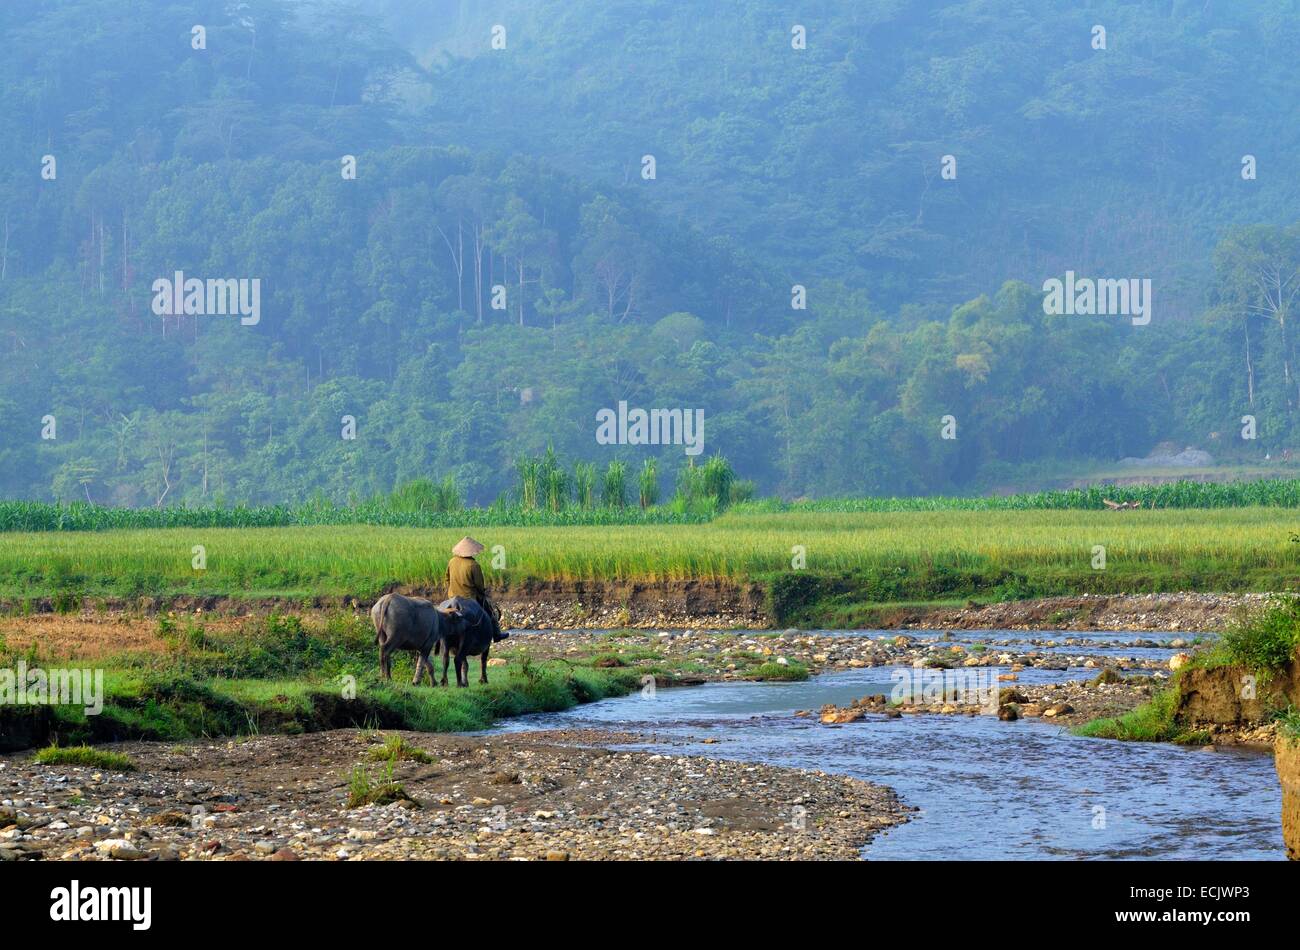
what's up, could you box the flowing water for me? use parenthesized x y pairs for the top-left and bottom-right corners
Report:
(497, 629), (1286, 860)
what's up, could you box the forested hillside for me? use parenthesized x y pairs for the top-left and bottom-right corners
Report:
(1, 0), (1299, 506)
(407, 0), (1300, 309)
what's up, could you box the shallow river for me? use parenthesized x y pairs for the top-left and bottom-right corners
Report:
(497, 629), (1285, 860)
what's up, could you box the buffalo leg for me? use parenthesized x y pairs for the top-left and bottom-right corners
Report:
(440, 646), (451, 687)
(412, 652), (424, 686)
(379, 644), (391, 681)
(456, 651), (468, 688)
(480, 648), (489, 685)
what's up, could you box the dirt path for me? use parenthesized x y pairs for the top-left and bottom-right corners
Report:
(0, 729), (910, 862)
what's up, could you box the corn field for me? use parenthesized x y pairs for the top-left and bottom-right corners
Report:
(737, 480), (1300, 512)
(0, 499), (710, 533)
(8, 478), (1300, 533)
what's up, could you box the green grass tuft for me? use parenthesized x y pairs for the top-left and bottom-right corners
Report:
(367, 735), (434, 764)
(34, 744), (137, 771)
(1274, 706), (1300, 743)
(743, 660), (809, 682)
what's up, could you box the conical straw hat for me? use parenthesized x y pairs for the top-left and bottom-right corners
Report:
(452, 536), (486, 557)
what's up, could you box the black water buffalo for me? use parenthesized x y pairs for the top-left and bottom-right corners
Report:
(435, 596), (508, 687)
(370, 593), (459, 686)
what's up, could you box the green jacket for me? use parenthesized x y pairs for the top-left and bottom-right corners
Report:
(446, 555), (486, 601)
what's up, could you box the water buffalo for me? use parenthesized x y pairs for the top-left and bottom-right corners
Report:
(370, 593), (458, 686)
(435, 596), (508, 687)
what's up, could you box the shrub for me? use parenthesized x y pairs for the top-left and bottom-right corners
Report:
(1220, 597), (1300, 673)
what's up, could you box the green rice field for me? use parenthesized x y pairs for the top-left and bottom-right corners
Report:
(3, 506), (1300, 604)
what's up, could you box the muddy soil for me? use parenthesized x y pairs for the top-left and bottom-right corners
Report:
(0, 729), (908, 862)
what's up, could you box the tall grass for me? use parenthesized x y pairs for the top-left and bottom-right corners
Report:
(603, 460), (627, 509)
(389, 477), (461, 514)
(638, 458), (658, 508)
(516, 457), (542, 510)
(573, 462), (597, 510)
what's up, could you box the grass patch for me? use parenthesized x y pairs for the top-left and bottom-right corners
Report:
(367, 734), (434, 764)
(1073, 689), (1210, 745)
(346, 762), (417, 809)
(34, 744), (137, 771)
(743, 660), (809, 682)
(1275, 706), (1300, 743)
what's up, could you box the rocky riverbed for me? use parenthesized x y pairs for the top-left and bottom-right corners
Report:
(498, 627), (1188, 678)
(810, 673), (1159, 729)
(3, 589), (1274, 637)
(502, 590), (1272, 632)
(0, 729), (909, 862)
(866, 592), (1275, 633)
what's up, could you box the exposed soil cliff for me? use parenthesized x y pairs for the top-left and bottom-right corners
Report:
(1174, 663), (1300, 730)
(1275, 736), (1300, 860)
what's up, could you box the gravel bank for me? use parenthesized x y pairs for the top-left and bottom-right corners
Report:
(3, 590), (1271, 634)
(499, 627), (1186, 678)
(0, 729), (909, 862)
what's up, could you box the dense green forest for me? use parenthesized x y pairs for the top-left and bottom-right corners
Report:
(2, 0), (1300, 506)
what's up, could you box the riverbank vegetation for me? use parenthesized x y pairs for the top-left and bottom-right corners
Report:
(1073, 689), (1207, 744)
(1201, 597), (1300, 676)
(1076, 598), (1300, 743)
(0, 611), (653, 752)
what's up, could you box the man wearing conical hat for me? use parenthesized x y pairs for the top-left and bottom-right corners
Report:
(446, 536), (504, 637)
(447, 536), (488, 605)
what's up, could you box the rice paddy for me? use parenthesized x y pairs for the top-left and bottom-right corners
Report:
(3, 506), (1300, 602)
